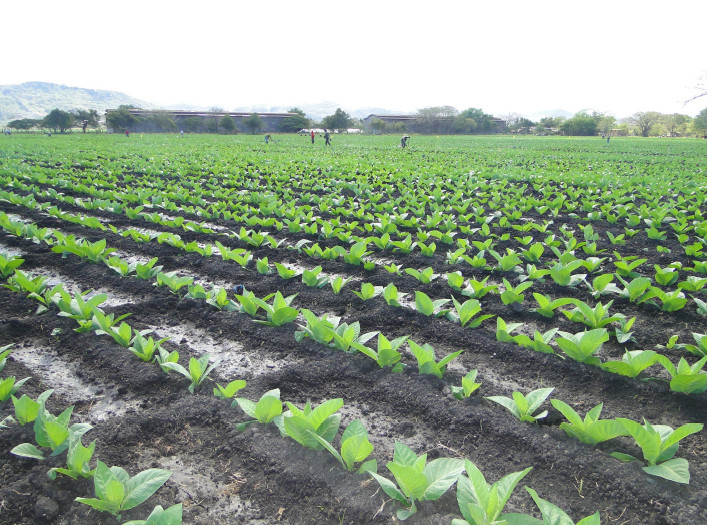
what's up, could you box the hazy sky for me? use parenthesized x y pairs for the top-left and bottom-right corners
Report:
(3, 0), (706, 118)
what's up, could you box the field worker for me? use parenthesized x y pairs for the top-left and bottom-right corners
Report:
(265, 133), (272, 144)
(180, 130), (184, 138)
(324, 131), (331, 146)
(310, 130), (315, 144)
(401, 134), (410, 148)
(125, 129), (130, 137)
(607, 136), (610, 144)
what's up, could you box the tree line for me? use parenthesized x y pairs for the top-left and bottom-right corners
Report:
(7, 109), (100, 133)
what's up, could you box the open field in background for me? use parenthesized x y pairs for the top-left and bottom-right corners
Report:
(0, 133), (707, 524)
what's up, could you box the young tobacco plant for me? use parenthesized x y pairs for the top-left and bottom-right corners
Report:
(514, 328), (558, 355)
(52, 237), (116, 263)
(496, 317), (524, 343)
(252, 291), (299, 326)
(155, 272), (193, 295)
(450, 298), (495, 328)
(451, 370), (481, 400)
(414, 291), (451, 317)
(213, 379), (246, 400)
(611, 418), (703, 484)
(451, 461), (532, 525)
(500, 278), (532, 307)
(562, 300), (625, 329)
(555, 328), (609, 365)
(486, 387), (554, 423)
(405, 267), (439, 284)
(162, 354), (219, 393)
(104, 256), (137, 277)
(549, 260), (586, 287)
(330, 275), (352, 294)
(0, 253), (24, 279)
(234, 289), (270, 317)
(135, 258), (163, 280)
(302, 266), (329, 288)
(408, 340), (462, 378)
(504, 487), (601, 525)
(274, 262), (298, 279)
(0, 375), (30, 403)
(615, 275), (652, 302)
(531, 293), (577, 318)
(11, 389), (53, 426)
(382, 283), (407, 306)
(550, 400), (627, 445)
(654, 265), (679, 287)
(0, 343), (13, 373)
(586, 273), (621, 298)
(461, 277), (497, 299)
(309, 419), (377, 473)
(234, 389), (283, 430)
(641, 287), (688, 312)
(277, 398), (343, 450)
(601, 350), (659, 378)
(122, 504), (183, 525)
(350, 334), (408, 372)
(48, 433), (98, 480)
(368, 441), (465, 520)
(657, 355), (707, 394)
(75, 461), (172, 518)
(352, 282), (383, 300)
(129, 333), (170, 363)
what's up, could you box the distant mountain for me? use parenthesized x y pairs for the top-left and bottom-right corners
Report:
(0, 81), (158, 123)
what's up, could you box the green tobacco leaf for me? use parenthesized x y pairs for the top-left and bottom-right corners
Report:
(643, 458), (691, 484)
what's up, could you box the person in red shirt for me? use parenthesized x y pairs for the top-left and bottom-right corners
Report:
(125, 129), (130, 137)
(310, 130), (315, 144)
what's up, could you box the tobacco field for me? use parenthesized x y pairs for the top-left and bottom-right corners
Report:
(1, 133), (707, 524)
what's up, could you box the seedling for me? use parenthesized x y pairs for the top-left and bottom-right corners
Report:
(302, 266), (329, 288)
(531, 293), (577, 318)
(279, 398), (344, 450)
(551, 400), (627, 445)
(350, 333), (408, 372)
(205, 287), (238, 311)
(447, 271), (465, 291)
(234, 289), (271, 317)
(352, 282), (384, 300)
(489, 249), (522, 272)
(368, 441), (465, 520)
(0, 376), (31, 402)
(0, 253), (24, 279)
(601, 350), (659, 378)
(514, 328), (558, 355)
(130, 333), (169, 362)
(0, 343), (14, 373)
(75, 461), (172, 518)
(226, 376), (278, 423)
(504, 487), (601, 525)
(451, 370), (481, 400)
(52, 237), (116, 263)
(213, 380), (247, 400)
(155, 271), (193, 295)
(383, 283), (406, 306)
(562, 300), (625, 329)
(256, 257), (271, 275)
(641, 287), (687, 312)
(613, 257), (647, 278)
(451, 461), (532, 525)
(500, 278), (532, 306)
(486, 387), (554, 423)
(11, 390), (53, 425)
(309, 419), (377, 473)
(414, 291), (451, 317)
(555, 329), (609, 365)
(657, 355), (707, 394)
(496, 317), (524, 343)
(408, 340), (462, 378)
(135, 258), (163, 280)
(104, 256), (137, 277)
(48, 434), (97, 480)
(615, 275), (652, 302)
(654, 264), (679, 286)
(449, 298), (494, 328)
(405, 267), (439, 284)
(252, 291), (299, 326)
(461, 277), (497, 299)
(122, 504), (183, 525)
(549, 260), (586, 287)
(162, 354), (219, 393)
(611, 418), (703, 484)
(330, 275), (352, 294)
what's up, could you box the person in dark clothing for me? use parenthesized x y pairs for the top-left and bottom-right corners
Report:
(324, 131), (331, 146)
(401, 134), (409, 148)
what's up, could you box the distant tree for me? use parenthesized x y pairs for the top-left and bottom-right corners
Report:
(208, 107), (223, 133)
(183, 116), (202, 133)
(149, 111), (177, 132)
(597, 116), (616, 136)
(106, 105), (140, 131)
(694, 108), (707, 135)
(628, 111), (662, 137)
(7, 118), (42, 130)
(321, 108), (352, 131)
(243, 113), (263, 134)
(559, 112), (598, 136)
(458, 108), (493, 132)
(42, 108), (74, 133)
(500, 112), (521, 129)
(370, 118), (387, 134)
(219, 114), (237, 134)
(684, 71), (707, 105)
(279, 109), (310, 132)
(415, 107), (446, 134)
(72, 109), (99, 132)
(393, 122), (407, 133)
(662, 113), (691, 136)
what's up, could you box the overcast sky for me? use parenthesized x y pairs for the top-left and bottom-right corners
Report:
(3, 0), (706, 118)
